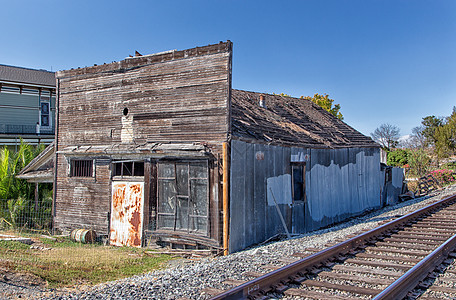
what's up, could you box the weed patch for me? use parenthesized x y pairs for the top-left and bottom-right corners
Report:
(0, 238), (173, 288)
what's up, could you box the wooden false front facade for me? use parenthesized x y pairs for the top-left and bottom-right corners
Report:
(54, 41), (232, 250)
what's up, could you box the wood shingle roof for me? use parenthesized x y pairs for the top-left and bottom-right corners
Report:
(231, 89), (379, 149)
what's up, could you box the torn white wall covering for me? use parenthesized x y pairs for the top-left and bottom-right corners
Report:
(266, 174), (292, 206)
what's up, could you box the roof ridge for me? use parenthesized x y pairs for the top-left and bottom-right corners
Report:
(0, 63), (54, 74)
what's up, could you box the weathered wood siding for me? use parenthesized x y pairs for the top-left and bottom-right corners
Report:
(229, 139), (382, 253)
(54, 157), (111, 234)
(54, 42), (232, 236)
(56, 42), (232, 146)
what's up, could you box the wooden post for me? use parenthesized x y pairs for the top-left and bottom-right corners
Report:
(34, 182), (39, 213)
(222, 142), (229, 255)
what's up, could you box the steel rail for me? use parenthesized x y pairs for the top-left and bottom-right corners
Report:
(373, 233), (456, 300)
(210, 193), (456, 300)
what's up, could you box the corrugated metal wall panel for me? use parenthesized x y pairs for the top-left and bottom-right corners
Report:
(253, 143), (267, 242)
(383, 167), (404, 205)
(229, 140), (382, 253)
(229, 140), (247, 250)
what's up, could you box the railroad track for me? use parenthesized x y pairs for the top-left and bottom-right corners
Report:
(209, 193), (456, 300)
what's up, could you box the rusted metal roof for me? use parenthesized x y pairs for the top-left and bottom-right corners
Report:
(0, 64), (55, 87)
(231, 90), (379, 149)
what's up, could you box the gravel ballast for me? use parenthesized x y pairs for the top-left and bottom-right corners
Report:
(2, 185), (456, 300)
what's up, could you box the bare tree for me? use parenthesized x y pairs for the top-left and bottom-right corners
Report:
(371, 123), (401, 150)
(409, 126), (427, 149)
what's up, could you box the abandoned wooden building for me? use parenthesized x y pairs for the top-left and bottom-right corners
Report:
(49, 41), (398, 253)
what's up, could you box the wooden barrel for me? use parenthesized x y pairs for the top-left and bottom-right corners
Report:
(70, 229), (97, 243)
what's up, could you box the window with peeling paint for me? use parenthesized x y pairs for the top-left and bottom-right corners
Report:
(157, 160), (208, 235)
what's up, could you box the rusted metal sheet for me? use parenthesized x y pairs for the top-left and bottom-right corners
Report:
(110, 181), (144, 247)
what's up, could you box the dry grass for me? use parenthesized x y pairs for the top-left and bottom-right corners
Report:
(0, 237), (173, 288)
(406, 180), (419, 193)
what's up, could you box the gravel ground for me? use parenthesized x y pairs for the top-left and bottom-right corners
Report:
(2, 184), (456, 300)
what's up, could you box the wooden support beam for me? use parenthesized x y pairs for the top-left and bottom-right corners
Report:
(222, 142), (229, 255)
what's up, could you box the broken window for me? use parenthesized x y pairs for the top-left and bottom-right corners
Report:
(157, 160), (208, 235)
(291, 162), (306, 202)
(385, 167), (392, 184)
(70, 159), (94, 177)
(112, 160), (144, 177)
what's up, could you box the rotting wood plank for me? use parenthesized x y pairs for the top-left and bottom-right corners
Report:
(394, 233), (449, 241)
(356, 252), (421, 264)
(317, 271), (394, 285)
(261, 264), (283, 271)
(332, 264), (403, 277)
(345, 258), (412, 271)
(284, 288), (351, 299)
(243, 271), (266, 278)
(278, 257), (300, 264)
(222, 279), (247, 286)
(367, 246), (428, 257)
(201, 287), (226, 296)
(301, 279), (382, 296)
(384, 237), (442, 246)
(374, 241), (437, 251)
(428, 285), (456, 294)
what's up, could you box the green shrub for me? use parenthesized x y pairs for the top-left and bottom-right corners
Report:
(387, 149), (410, 167)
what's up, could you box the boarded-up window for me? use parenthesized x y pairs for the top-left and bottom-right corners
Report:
(157, 161), (208, 235)
(70, 160), (93, 177)
(292, 162), (306, 202)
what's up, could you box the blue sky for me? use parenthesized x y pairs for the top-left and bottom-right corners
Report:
(1, 0), (455, 137)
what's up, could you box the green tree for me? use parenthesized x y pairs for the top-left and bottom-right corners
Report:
(421, 115), (443, 146)
(301, 93), (343, 120)
(434, 108), (456, 159)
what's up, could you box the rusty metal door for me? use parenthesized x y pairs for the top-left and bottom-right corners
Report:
(110, 181), (144, 247)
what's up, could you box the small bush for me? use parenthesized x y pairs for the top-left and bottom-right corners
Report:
(387, 149), (409, 167)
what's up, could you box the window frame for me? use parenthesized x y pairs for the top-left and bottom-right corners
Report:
(39, 90), (51, 128)
(291, 162), (306, 203)
(70, 159), (94, 178)
(111, 160), (145, 180)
